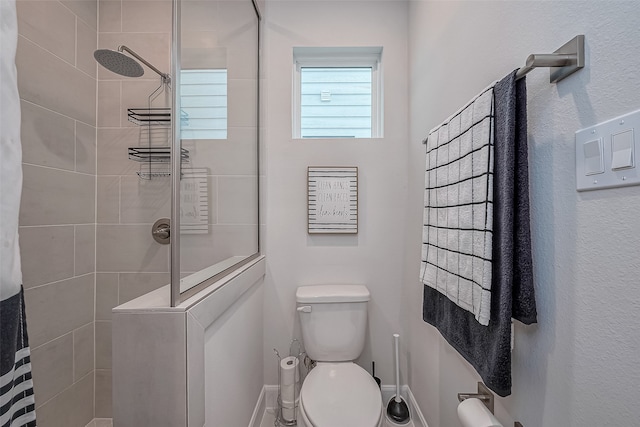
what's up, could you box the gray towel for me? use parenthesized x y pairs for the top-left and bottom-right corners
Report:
(422, 70), (537, 397)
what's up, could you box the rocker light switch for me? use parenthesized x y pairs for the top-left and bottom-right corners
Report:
(611, 129), (634, 170)
(583, 138), (604, 175)
(576, 109), (640, 191)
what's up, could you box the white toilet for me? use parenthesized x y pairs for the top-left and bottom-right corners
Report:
(296, 285), (383, 427)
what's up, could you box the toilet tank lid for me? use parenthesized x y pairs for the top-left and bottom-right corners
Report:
(296, 285), (370, 303)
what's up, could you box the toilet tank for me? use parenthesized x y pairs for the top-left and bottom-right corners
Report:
(296, 285), (370, 362)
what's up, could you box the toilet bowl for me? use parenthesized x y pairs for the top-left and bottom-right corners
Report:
(298, 363), (382, 427)
(296, 285), (382, 427)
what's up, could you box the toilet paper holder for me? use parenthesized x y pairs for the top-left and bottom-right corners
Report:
(458, 383), (525, 427)
(274, 339), (305, 427)
(457, 382), (495, 414)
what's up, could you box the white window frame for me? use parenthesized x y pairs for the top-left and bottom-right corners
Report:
(292, 47), (383, 139)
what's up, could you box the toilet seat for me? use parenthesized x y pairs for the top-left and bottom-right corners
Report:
(300, 362), (382, 427)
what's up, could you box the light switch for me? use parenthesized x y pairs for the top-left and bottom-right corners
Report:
(611, 129), (634, 170)
(583, 138), (604, 175)
(576, 109), (640, 191)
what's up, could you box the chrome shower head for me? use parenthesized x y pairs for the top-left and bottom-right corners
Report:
(94, 48), (144, 77)
(94, 45), (170, 83)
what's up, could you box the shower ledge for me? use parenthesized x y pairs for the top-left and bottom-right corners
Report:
(113, 255), (265, 313)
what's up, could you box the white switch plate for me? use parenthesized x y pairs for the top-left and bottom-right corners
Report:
(576, 109), (640, 191)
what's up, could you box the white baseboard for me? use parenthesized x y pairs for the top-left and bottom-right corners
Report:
(264, 385), (280, 408)
(381, 385), (429, 427)
(248, 386), (267, 427)
(251, 385), (427, 427)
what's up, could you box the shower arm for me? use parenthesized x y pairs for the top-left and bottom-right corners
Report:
(119, 45), (171, 84)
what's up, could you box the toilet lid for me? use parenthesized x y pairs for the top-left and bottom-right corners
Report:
(301, 363), (382, 427)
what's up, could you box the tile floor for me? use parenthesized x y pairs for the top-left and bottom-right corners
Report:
(258, 407), (417, 427)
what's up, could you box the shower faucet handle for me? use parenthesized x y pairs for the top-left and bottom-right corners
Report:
(153, 226), (170, 239)
(152, 218), (170, 244)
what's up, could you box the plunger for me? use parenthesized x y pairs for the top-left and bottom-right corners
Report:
(386, 333), (410, 424)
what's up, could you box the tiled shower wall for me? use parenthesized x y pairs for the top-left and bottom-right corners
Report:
(16, 0), (98, 425)
(94, 1), (259, 417)
(95, 0), (173, 418)
(15, 0), (260, 423)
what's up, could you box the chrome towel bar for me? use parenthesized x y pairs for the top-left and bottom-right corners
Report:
(515, 35), (585, 83)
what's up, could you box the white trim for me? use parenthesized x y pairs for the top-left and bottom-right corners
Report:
(263, 385), (280, 409)
(293, 46), (383, 67)
(248, 386), (267, 427)
(406, 386), (429, 427)
(292, 47), (383, 139)
(292, 62), (302, 139)
(249, 386), (279, 427)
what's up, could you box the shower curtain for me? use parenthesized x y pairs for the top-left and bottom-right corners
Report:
(1, 0), (37, 425)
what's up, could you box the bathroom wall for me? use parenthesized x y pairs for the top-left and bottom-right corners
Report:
(15, 0), (97, 425)
(95, 0), (173, 417)
(406, 1), (640, 426)
(262, 0), (410, 385)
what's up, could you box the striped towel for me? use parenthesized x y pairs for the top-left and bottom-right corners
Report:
(420, 84), (496, 326)
(1, 289), (36, 427)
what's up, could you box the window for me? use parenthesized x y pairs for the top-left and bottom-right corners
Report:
(180, 69), (227, 140)
(293, 47), (383, 139)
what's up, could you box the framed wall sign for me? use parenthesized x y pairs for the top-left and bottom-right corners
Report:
(180, 168), (209, 234)
(308, 166), (358, 234)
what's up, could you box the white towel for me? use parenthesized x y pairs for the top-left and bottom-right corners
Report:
(1, 0), (23, 301)
(420, 84), (495, 326)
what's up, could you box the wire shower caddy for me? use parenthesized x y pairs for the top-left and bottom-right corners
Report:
(126, 80), (189, 179)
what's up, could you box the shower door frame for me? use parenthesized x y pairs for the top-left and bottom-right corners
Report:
(170, 0), (262, 307)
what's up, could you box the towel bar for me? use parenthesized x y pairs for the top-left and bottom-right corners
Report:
(457, 382), (495, 413)
(515, 35), (584, 83)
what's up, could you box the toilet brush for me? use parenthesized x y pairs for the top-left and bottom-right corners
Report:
(386, 334), (410, 425)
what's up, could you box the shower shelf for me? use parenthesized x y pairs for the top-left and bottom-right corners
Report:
(132, 162), (175, 179)
(137, 171), (171, 179)
(126, 106), (189, 180)
(127, 107), (171, 126)
(128, 146), (189, 163)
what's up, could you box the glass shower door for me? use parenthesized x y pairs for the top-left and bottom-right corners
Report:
(172, 0), (260, 303)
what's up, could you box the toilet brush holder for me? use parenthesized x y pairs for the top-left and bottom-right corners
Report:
(274, 340), (304, 427)
(386, 334), (411, 425)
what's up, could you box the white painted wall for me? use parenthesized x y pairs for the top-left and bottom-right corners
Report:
(262, 1), (410, 385)
(406, 2), (640, 426)
(203, 281), (264, 427)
